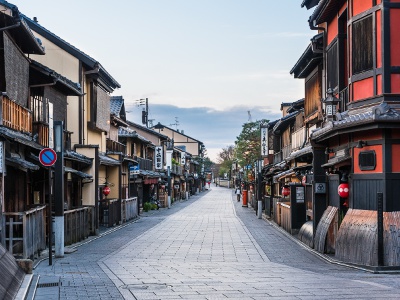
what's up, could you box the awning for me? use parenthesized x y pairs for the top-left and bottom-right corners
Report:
(273, 169), (294, 183)
(286, 145), (313, 161)
(321, 156), (351, 168)
(64, 166), (92, 179)
(99, 154), (121, 166)
(6, 156), (40, 172)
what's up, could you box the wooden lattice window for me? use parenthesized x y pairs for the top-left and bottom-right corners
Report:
(352, 15), (373, 74)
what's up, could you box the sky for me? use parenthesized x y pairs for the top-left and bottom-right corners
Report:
(10, 0), (315, 162)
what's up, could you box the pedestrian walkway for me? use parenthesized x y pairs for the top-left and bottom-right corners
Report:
(29, 187), (400, 299)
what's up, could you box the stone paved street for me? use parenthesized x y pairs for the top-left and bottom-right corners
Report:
(32, 187), (400, 299)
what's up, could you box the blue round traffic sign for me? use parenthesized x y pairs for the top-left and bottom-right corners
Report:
(39, 148), (57, 167)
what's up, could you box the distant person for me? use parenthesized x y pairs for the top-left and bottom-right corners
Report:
(235, 187), (241, 202)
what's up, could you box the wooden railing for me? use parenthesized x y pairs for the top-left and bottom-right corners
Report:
(33, 122), (49, 147)
(1, 96), (32, 133)
(99, 198), (121, 227)
(136, 156), (153, 171)
(2, 206), (46, 258)
(64, 206), (95, 245)
(106, 139), (126, 154)
(171, 165), (183, 175)
(121, 197), (138, 223)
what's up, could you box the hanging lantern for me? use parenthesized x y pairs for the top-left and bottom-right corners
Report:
(338, 183), (349, 198)
(302, 176), (307, 186)
(282, 186), (290, 197)
(103, 186), (111, 196)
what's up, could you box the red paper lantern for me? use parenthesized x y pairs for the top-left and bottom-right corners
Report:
(338, 183), (349, 198)
(282, 186), (290, 197)
(103, 186), (111, 196)
(302, 176), (307, 186)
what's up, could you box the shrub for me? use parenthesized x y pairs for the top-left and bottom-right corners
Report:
(143, 202), (151, 212)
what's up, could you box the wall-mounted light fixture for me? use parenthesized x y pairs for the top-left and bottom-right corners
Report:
(356, 140), (367, 148)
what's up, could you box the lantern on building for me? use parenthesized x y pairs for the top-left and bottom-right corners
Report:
(282, 186), (290, 197)
(302, 176), (307, 186)
(338, 183), (349, 198)
(103, 186), (111, 196)
(323, 88), (340, 119)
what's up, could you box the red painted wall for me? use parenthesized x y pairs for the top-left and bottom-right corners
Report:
(390, 9), (400, 67)
(327, 16), (338, 46)
(352, 78), (374, 101)
(352, 0), (373, 16)
(391, 74), (400, 93)
(392, 145), (400, 172)
(354, 145), (383, 173)
(377, 75), (382, 95)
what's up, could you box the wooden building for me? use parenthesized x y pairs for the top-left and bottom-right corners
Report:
(291, 0), (400, 266)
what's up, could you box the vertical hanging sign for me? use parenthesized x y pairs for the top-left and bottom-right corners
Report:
(48, 102), (54, 149)
(180, 152), (186, 165)
(155, 146), (163, 170)
(0, 141), (3, 173)
(261, 125), (268, 157)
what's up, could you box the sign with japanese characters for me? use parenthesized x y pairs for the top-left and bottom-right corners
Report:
(180, 152), (186, 165)
(261, 125), (268, 157)
(155, 146), (163, 170)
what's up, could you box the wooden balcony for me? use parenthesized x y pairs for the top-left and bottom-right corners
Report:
(106, 139), (126, 154)
(135, 156), (153, 171)
(1, 96), (32, 133)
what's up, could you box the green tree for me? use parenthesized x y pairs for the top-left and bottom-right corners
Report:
(217, 145), (235, 177)
(235, 119), (269, 169)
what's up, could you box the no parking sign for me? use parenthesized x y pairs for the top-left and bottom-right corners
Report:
(39, 148), (57, 167)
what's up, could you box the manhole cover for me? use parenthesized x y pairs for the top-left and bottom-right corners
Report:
(121, 283), (172, 290)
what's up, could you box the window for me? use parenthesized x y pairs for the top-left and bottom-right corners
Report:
(359, 150), (376, 171)
(30, 95), (49, 123)
(327, 41), (338, 90)
(352, 15), (373, 74)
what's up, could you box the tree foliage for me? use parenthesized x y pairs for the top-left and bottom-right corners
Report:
(216, 145), (235, 177)
(235, 119), (269, 168)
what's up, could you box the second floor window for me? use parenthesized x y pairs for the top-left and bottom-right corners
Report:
(352, 15), (373, 74)
(31, 95), (49, 123)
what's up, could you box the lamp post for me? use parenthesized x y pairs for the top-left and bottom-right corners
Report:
(54, 121), (64, 258)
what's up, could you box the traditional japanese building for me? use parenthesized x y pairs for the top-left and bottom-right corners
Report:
(292, 0), (400, 267)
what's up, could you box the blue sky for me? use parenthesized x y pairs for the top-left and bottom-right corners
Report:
(11, 0), (315, 161)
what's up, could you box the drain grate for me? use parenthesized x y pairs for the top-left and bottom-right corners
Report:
(37, 282), (60, 288)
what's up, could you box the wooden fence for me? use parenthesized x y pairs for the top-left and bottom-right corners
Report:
(2, 206), (46, 259)
(121, 197), (138, 223)
(64, 206), (95, 246)
(280, 203), (292, 233)
(99, 198), (121, 227)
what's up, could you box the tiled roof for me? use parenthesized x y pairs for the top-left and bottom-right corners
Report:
(64, 150), (93, 165)
(110, 96), (124, 116)
(30, 60), (82, 95)
(99, 154), (121, 166)
(118, 127), (152, 144)
(311, 102), (400, 141)
(17, 9), (120, 90)
(6, 156), (39, 171)
(0, 126), (43, 150)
